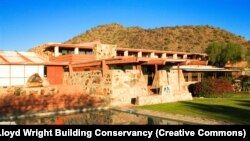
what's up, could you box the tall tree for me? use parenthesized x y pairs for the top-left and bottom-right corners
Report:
(221, 43), (242, 63)
(205, 42), (225, 67)
(245, 47), (250, 66)
(205, 42), (242, 67)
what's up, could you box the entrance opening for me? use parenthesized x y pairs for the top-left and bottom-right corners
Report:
(131, 98), (137, 105)
(142, 65), (155, 86)
(151, 88), (160, 94)
(44, 66), (47, 77)
(142, 65), (158, 95)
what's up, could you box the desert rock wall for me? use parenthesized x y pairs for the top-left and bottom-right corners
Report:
(109, 70), (148, 106)
(63, 69), (148, 106)
(93, 44), (117, 60)
(63, 71), (112, 96)
(63, 68), (192, 106)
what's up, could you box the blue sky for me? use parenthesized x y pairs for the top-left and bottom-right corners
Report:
(0, 0), (250, 51)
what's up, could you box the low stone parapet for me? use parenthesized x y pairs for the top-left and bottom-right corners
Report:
(137, 92), (193, 105)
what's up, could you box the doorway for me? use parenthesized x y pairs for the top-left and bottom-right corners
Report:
(142, 65), (155, 86)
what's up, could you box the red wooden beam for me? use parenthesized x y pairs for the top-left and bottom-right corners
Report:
(71, 61), (102, 67)
(178, 63), (180, 91)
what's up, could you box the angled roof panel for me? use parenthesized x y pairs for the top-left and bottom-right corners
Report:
(0, 51), (46, 64)
(18, 52), (45, 63)
(0, 57), (7, 64)
(0, 51), (26, 63)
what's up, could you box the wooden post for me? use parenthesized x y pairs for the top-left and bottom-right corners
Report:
(24, 65), (26, 85)
(178, 63), (180, 91)
(155, 64), (158, 73)
(154, 64), (158, 87)
(102, 60), (109, 77)
(188, 72), (192, 82)
(198, 72), (201, 81)
(9, 65), (11, 86)
(201, 72), (203, 81)
(69, 63), (73, 76)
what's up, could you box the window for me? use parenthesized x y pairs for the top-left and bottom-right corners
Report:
(79, 49), (93, 55)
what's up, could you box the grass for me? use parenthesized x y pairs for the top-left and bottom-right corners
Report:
(138, 94), (250, 124)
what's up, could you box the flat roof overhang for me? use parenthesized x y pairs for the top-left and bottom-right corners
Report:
(46, 44), (94, 50)
(181, 68), (240, 72)
(116, 47), (188, 55)
(43, 43), (207, 57)
(70, 57), (187, 68)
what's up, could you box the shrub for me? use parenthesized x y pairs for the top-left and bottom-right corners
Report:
(14, 88), (21, 96)
(239, 75), (250, 91)
(189, 78), (234, 97)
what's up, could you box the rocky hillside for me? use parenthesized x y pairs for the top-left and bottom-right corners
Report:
(28, 43), (51, 61)
(30, 23), (249, 55)
(65, 23), (248, 53)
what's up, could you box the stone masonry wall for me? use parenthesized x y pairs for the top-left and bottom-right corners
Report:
(63, 70), (148, 106)
(93, 44), (117, 60)
(63, 68), (192, 106)
(152, 70), (169, 88)
(152, 69), (188, 94)
(167, 69), (186, 93)
(63, 71), (112, 96)
(109, 70), (148, 106)
(140, 68), (192, 105)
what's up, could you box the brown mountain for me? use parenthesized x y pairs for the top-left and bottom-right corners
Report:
(29, 23), (249, 56)
(65, 23), (248, 53)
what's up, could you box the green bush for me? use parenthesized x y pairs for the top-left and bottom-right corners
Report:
(14, 88), (21, 96)
(239, 75), (250, 91)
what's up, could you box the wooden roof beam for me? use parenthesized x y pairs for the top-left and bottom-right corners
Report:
(0, 54), (10, 64)
(15, 51), (33, 63)
(71, 62), (102, 67)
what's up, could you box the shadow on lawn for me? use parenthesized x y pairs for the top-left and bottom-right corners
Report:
(179, 101), (250, 124)
(235, 100), (250, 108)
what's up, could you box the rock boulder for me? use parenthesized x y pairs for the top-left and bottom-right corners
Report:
(26, 73), (43, 87)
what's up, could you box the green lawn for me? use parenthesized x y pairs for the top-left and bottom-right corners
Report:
(139, 94), (250, 124)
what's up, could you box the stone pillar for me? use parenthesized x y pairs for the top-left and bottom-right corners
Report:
(94, 44), (117, 60)
(173, 54), (177, 59)
(124, 51), (128, 57)
(54, 46), (59, 57)
(150, 52), (155, 58)
(183, 54), (187, 59)
(161, 53), (167, 58)
(74, 48), (79, 54)
(136, 65), (142, 71)
(138, 51), (142, 57)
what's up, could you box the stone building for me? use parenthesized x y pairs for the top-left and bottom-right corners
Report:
(38, 42), (210, 106)
(2, 42), (235, 106)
